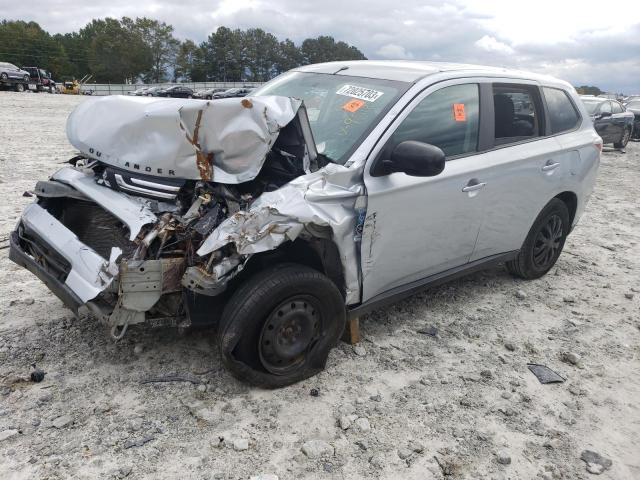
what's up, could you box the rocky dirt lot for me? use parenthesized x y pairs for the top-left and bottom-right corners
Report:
(0, 92), (638, 480)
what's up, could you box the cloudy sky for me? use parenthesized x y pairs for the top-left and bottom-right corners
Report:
(3, 0), (640, 92)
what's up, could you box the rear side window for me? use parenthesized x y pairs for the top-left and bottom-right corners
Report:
(600, 101), (612, 114)
(493, 84), (540, 144)
(384, 83), (480, 158)
(543, 87), (581, 134)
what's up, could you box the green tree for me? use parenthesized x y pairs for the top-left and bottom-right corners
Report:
(301, 35), (367, 64)
(204, 27), (244, 81)
(123, 17), (179, 83)
(174, 39), (207, 81)
(242, 28), (279, 81)
(275, 38), (304, 74)
(82, 18), (152, 83)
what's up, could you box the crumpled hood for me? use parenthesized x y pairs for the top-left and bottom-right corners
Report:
(66, 95), (304, 183)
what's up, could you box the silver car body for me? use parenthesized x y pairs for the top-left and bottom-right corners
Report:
(11, 61), (600, 330)
(0, 62), (31, 81)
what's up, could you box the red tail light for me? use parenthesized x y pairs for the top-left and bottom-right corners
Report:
(594, 141), (603, 153)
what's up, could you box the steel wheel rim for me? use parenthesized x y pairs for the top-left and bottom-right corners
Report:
(259, 295), (322, 375)
(532, 214), (563, 269)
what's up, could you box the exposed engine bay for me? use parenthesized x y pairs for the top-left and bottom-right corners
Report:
(10, 95), (363, 339)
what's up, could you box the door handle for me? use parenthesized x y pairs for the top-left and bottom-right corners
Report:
(462, 182), (486, 192)
(542, 162), (560, 172)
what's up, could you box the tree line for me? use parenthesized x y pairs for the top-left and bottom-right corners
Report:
(0, 19), (367, 83)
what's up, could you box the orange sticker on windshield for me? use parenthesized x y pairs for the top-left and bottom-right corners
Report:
(343, 99), (365, 113)
(453, 103), (466, 121)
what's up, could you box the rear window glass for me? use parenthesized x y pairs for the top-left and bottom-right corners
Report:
(493, 85), (540, 144)
(544, 87), (581, 134)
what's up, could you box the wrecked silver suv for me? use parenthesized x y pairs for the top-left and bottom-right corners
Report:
(10, 61), (600, 387)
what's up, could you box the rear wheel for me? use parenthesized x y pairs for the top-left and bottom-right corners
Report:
(614, 127), (631, 149)
(23, 75), (30, 82)
(506, 198), (570, 279)
(218, 263), (345, 388)
(0, 73), (7, 80)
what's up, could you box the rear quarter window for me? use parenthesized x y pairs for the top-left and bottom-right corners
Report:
(543, 87), (581, 134)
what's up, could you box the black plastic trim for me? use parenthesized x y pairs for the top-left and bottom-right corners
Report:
(9, 230), (82, 314)
(348, 251), (518, 319)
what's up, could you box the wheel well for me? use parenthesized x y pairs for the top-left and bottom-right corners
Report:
(227, 238), (346, 299)
(554, 191), (578, 225)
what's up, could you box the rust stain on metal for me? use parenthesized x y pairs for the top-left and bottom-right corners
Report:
(241, 99), (253, 109)
(161, 257), (186, 293)
(183, 109), (213, 181)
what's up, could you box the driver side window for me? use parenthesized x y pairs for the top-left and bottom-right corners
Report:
(600, 101), (612, 114)
(383, 84), (480, 159)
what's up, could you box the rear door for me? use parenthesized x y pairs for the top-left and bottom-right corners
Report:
(470, 84), (581, 261)
(361, 81), (486, 301)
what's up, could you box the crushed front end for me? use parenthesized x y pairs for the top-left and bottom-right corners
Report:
(10, 94), (362, 339)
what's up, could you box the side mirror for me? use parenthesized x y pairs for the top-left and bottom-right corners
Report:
(380, 141), (446, 177)
(598, 111), (612, 119)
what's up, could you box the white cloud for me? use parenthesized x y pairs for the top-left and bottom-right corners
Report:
(376, 43), (414, 59)
(475, 35), (514, 55)
(2, 0), (639, 91)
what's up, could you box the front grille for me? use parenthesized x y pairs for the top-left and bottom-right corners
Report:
(43, 199), (136, 259)
(101, 166), (185, 201)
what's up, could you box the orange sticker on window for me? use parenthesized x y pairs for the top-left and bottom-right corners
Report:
(453, 103), (466, 121)
(343, 99), (365, 113)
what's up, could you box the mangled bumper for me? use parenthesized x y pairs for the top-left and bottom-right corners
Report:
(10, 203), (120, 312)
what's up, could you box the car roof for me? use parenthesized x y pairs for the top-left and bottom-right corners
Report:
(292, 60), (567, 86)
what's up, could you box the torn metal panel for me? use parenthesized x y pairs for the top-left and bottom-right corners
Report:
(66, 95), (311, 184)
(197, 163), (364, 304)
(51, 167), (157, 240)
(20, 203), (120, 303)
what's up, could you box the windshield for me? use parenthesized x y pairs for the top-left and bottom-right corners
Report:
(582, 100), (603, 115)
(251, 71), (409, 164)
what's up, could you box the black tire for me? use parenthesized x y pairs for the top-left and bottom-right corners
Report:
(23, 75), (30, 82)
(614, 127), (631, 149)
(506, 198), (570, 280)
(218, 263), (346, 388)
(15, 83), (24, 92)
(0, 73), (7, 80)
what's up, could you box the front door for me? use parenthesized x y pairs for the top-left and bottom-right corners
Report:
(593, 101), (614, 142)
(361, 82), (486, 302)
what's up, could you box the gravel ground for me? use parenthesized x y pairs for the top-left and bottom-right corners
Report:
(0, 92), (639, 480)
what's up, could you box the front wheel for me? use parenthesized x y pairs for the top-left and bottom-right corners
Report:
(0, 72), (7, 80)
(15, 83), (25, 92)
(614, 127), (631, 149)
(506, 198), (570, 280)
(218, 264), (346, 388)
(23, 75), (30, 82)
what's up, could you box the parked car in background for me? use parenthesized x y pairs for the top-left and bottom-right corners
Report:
(22, 67), (56, 93)
(194, 87), (227, 100)
(581, 96), (634, 148)
(128, 87), (149, 96)
(143, 86), (164, 97)
(624, 100), (640, 140)
(155, 85), (194, 98)
(212, 87), (255, 99)
(10, 61), (601, 387)
(597, 93), (619, 100)
(622, 95), (640, 106)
